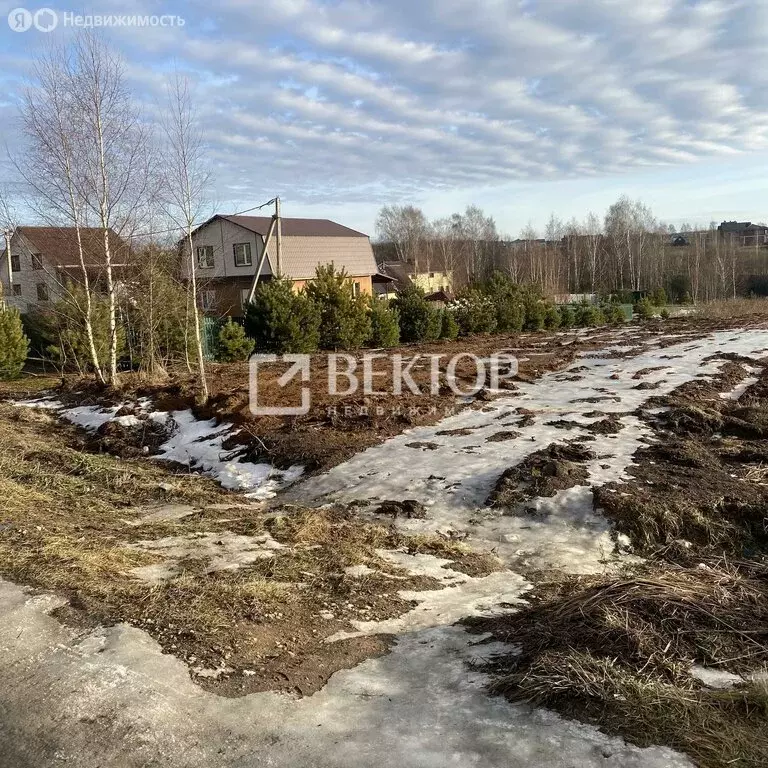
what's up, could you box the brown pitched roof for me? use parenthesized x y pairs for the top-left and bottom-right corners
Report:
(17, 226), (129, 267)
(221, 215), (369, 238)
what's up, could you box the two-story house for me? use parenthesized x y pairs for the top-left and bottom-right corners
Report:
(186, 214), (379, 317)
(1, 226), (128, 314)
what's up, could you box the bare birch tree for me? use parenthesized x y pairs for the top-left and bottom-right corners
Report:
(17, 45), (106, 381)
(160, 72), (209, 402)
(70, 33), (151, 385)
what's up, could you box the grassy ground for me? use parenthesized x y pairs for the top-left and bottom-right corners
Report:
(0, 402), (500, 697)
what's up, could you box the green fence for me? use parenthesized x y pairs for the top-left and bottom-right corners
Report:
(201, 317), (222, 361)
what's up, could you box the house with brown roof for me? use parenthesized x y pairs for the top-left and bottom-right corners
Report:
(1, 226), (129, 313)
(186, 214), (379, 317)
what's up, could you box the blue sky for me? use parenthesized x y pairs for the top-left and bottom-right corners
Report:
(1, 0), (767, 238)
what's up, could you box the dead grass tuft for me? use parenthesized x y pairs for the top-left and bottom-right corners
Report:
(471, 562), (768, 768)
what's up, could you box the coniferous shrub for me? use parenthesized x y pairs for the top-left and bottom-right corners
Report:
(244, 276), (320, 354)
(543, 303), (561, 330)
(558, 304), (575, 329)
(603, 303), (627, 325)
(633, 297), (655, 321)
(367, 297), (400, 348)
(484, 272), (525, 332)
(391, 285), (435, 343)
(439, 308), (459, 341)
(216, 319), (255, 362)
(452, 289), (498, 335)
(0, 306), (29, 379)
(305, 264), (371, 350)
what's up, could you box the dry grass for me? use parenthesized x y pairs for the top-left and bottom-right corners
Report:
(0, 401), (503, 695)
(696, 298), (768, 321)
(471, 562), (768, 768)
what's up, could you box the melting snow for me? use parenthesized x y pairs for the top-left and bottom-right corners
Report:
(14, 400), (303, 499)
(295, 329), (768, 573)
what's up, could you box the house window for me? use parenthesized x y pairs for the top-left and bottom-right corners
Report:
(200, 289), (216, 311)
(429, 272), (435, 278)
(233, 243), (252, 267)
(197, 246), (215, 269)
(36, 283), (49, 302)
(12, 284), (21, 296)
(241, 288), (252, 307)
(10, 254), (20, 272)
(352, 281), (361, 297)
(32, 253), (43, 270)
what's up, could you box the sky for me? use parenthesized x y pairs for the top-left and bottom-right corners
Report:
(0, 0), (767, 238)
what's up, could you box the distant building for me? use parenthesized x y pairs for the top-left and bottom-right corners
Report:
(717, 221), (768, 247)
(375, 260), (454, 300)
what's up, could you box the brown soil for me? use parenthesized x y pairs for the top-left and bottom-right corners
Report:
(594, 358), (768, 558)
(487, 443), (595, 509)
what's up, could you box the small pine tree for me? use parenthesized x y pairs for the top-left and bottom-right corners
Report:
(523, 298), (545, 331)
(452, 289), (498, 336)
(244, 276), (320, 354)
(558, 304), (575, 329)
(603, 303), (627, 325)
(633, 297), (655, 321)
(439, 309), (459, 341)
(576, 304), (605, 327)
(650, 287), (667, 307)
(0, 306), (29, 380)
(391, 285), (435, 343)
(305, 264), (371, 350)
(217, 319), (255, 362)
(426, 306), (443, 341)
(543, 304), (561, 330)
(484, 272), (525, 332)
(660, 308), (671, 320)
(367, 297), (400, 348)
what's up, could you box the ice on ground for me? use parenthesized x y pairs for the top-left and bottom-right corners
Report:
(13, 399), (304, 499)
(294, 329), (768, 573)
(129, 531), (286, 581)
(690, 665), (743, 689)
(328, 556), (528, 640)
(0, 580), (693, 768)
(720, 365), (762, 400)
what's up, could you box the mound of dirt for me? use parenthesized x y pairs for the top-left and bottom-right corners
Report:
(487, 443), (596, 508)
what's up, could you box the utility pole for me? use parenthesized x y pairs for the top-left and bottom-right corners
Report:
(275, 196), (282, 276)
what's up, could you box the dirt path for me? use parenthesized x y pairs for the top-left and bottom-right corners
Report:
(5, 323), (768, 767)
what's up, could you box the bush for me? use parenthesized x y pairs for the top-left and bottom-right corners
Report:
(633, 297), (655, 321)
(216, 319), (255, 362)
(523, 297), (546, 331)
(439, 309), (459, 341)
(543, 304), (561, 330)
(367, 297), (400, 348)
(558, 304), (575, 329)
(426, 306), (443, 341)
(575, 304), (605, 327)
(660, 308), (671, 320)
(391, 285), (435, 343)
(484, 272), (525, 332)
(452, 289), (498, 336)
(244, 276), (320, 354)
(305, 264), (371, 350)
(0, 306), (29, 379)
(603, 303), (626, 325)
(650, 287), (667, 307)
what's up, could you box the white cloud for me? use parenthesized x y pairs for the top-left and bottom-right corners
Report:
(2, 0), (767, 227)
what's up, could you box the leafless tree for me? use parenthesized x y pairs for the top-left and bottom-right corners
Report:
(70, 32), (152, 384)
(375, 205), (429, 272)
(17, 45), (105, 381)
(160, 72), (209, 402)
